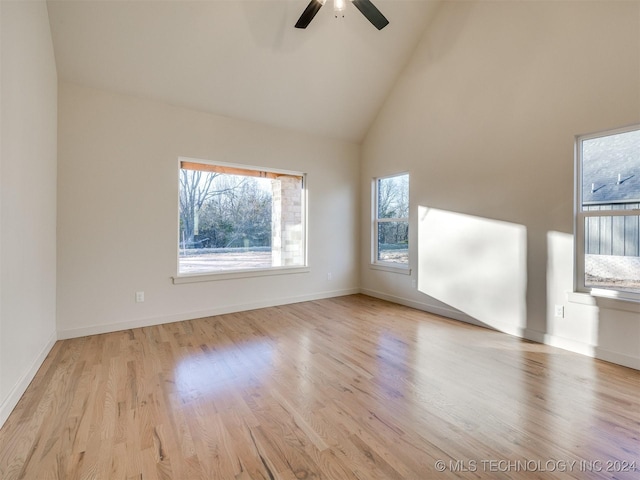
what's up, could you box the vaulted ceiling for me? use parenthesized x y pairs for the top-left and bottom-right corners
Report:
(47, 0), (441, 143)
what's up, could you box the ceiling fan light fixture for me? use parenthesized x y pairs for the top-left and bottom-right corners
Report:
(295, 0), (388, 30)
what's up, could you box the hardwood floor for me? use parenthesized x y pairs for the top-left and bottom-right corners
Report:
(0, 294), (638, 479)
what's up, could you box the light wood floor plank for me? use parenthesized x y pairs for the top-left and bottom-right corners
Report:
(0, 295), (638, 479)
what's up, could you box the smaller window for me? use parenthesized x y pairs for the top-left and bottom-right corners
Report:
(373, 173), (409, 267)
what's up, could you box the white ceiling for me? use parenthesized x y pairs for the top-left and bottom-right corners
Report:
(47, 1), (440, 143)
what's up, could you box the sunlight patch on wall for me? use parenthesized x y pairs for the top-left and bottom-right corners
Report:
(418, 207), (527, 333)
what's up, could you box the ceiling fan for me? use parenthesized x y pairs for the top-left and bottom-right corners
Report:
(295, 0), (389, 30)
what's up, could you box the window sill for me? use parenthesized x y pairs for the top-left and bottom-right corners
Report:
(569, 290), (640, 312)
(369, 263), (412, 275)
(172, 266), (310, 284)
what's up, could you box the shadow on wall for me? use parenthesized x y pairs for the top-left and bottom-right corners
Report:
(417, 206), (528, 336)
(548, 230), (640, 368)
(545, 231), (599, 350)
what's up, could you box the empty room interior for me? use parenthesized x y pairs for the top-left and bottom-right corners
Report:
(1, 1), (639, 479)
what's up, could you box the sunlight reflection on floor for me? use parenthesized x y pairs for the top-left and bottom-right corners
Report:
(174, 341), (273, 401)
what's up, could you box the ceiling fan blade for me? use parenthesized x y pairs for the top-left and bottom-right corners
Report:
(352, 0), (389, 30)
(295, 0), (325, 29)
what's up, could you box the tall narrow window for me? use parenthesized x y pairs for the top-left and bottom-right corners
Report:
(575, 125), (640, 301)
(374, 173), (409, 267)
(178, 159), (306, 276)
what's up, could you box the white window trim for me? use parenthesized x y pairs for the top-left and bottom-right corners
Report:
(370, 263), (412, 275)
(371, 172), (410, 272)
(574, 124), (640, 303)
(172, 266), (310, 284)
(175, 157), (308, 282)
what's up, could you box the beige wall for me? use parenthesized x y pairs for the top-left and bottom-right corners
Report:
(361, 1), (640, 368)
(57, 83), (360, 338)
(0, 0), (58, 425)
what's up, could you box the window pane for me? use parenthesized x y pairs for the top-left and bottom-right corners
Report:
(581, 129), (640, 208)
(377, 174), (409, 219)
(584, 215), (640, 294)
(178, 164), (304, 274)
(377, 221), (409, 264)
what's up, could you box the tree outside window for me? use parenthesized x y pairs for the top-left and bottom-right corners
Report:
(374, 173), (409, 266)
(178, 160), (305, 275)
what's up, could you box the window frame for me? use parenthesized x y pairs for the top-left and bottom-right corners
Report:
(574, 124), (640, 303)
(371, 172), (410, 273)
(174, 157), (308, 283)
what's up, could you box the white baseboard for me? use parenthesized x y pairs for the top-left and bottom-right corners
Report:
(360, 287), (468, 321)
(360, 288), (526, 337)
(522, 328), (640, 370)
(57, 288), (360, 340)
(0, 331), (57, 429)
(362, 290), (640, 371)
(521, 328), (546, 344)
(593, 347), (640, 370)
(526, 329), (596, 357)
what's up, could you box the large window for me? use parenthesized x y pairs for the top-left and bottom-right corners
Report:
(575, 125), (640, 301)
(178, 159), (306, 276)
(373, 173), (409, 267)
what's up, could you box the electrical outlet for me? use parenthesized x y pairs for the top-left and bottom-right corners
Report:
(136, 291), (145, 303)
(327, 272), (333, 281)
(554, 305), (564, 318)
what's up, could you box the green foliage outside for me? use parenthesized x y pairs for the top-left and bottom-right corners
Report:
(179, 169), (272, 250)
